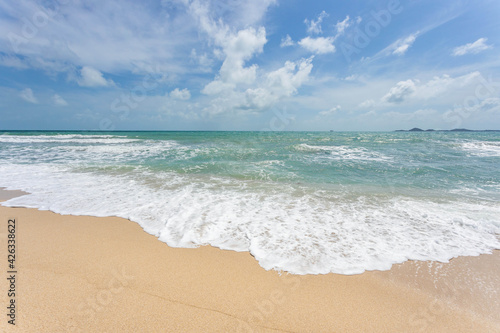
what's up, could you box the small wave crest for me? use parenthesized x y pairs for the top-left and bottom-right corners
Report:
(460, 141), (500, 157)
(293, 144), (392, 162)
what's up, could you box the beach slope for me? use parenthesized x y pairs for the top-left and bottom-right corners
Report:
(0, 204), (499, 332)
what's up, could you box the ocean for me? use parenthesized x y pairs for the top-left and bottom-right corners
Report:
(1, 131), (499, 275)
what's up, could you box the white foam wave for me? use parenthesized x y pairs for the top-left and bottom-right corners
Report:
(460, 141), (500, 157)
(294, 144), (392, 162)
(0, 138), (182, 164)
(1, 163), (498, 275)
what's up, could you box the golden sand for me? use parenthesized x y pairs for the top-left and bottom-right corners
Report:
(0, 202), (498, 332)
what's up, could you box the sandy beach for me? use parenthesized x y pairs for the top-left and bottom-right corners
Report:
(1, 190), (499, 332)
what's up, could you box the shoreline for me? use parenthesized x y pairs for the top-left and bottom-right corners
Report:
(1, 201), (499, 332)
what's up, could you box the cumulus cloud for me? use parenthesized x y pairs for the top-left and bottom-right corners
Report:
(189, 0), (313, 116)
(19, 88), (38, 104)
(204, 57), (313, 115)
(52, 94), (68, 106)
(280, 35), (294, 47)
(220, 27), (267, 85)
(264, 57), (313, 97)
(244, 57), (314, 110)
(319, 105), (341, 116)
(190, 1), (268, 92)
(392, 33), (418, 55)
(298, 36), (335, 54)
(452, 38), (492, 56)
(77, 67), (114, 87)
(200, 26), (267, 97)
(304, 11), (328, 35)
(170, 88), (191, 100)
(382, 79), (417, 103)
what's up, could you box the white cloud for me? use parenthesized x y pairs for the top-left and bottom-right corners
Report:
(264, 57), (313, 98)
(381, 72), (482, 105)
(244, 57), (314, 110)
(298, 36), (335, 54)
(52, 94), (68, 106)
(170, 88), (191, 100)
(305, 11), (328, 35)
(452, 38), (492, 56)
(19, 88), (38, 104)
(0, 1), (196, 75)
(200, 26), (267, 97)
(189, 0), (277, 30)
(335, 16), (351, 35)
(280, 35), (294, 47)
(220, 27), (267, 85)
(204, 57), (313, 115)
(202, 81), (235, 95)
(190, 1), (268, 91)
(77, 66), (114, 87)
(392, 33), (418, 55)
(319, 105), (341, 116)
(382, 79), (417, 103)
(0, 0), (277, 77)
(189, 1), (312, 116)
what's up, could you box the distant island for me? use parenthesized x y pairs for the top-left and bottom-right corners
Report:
(395, 128), (500, 132)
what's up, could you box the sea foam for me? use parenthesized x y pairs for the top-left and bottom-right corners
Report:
(1, 163), (499, 275)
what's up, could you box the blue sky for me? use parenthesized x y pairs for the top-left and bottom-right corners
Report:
(0, 0), (499, 131)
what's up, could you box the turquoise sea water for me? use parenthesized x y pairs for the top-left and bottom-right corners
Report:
(1, 131), (499, 274)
